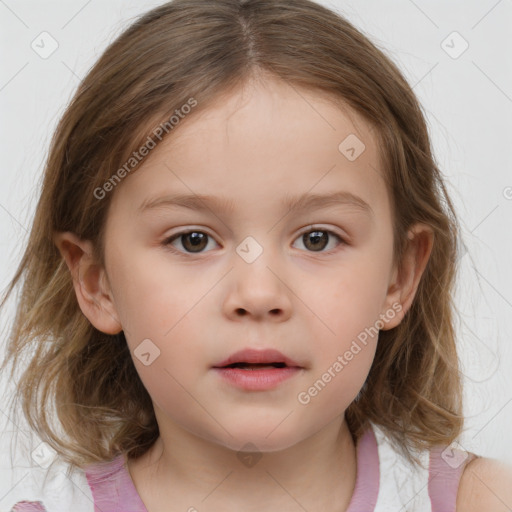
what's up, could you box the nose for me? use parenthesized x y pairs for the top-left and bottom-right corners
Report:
(222, 248), (293, 322)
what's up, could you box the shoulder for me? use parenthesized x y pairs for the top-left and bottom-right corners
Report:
(456, 456), (512, 511)
(6, 458), (94, 512)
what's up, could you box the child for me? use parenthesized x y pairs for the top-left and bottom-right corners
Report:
(2, 0), (512, 510)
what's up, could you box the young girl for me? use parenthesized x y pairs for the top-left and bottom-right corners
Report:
(2, 0), (511, 510)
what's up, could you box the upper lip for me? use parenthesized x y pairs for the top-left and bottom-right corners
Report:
(213, 348), (303, 368)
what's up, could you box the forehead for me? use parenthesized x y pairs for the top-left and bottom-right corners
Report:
(110, 77), (389, 220)
(168, 77), (379, 162)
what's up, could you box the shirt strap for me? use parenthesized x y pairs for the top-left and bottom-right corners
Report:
(428, 443), (479, 512)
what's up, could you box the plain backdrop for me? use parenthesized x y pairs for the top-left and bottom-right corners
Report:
(0, 0), (511, 504)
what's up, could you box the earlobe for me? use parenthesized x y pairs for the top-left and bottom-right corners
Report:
(53, 231), (123, 335)
(380, 224), (434, 331)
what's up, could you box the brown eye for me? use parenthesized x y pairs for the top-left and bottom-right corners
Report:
(164, 231), (216, 253)
(303, 230), (328, 251)
(293, 228), (344, 253)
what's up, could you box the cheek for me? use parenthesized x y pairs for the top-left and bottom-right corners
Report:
(296, 265), (381, 413)
(108, 248), (203, 337)
(107, 252), (208, 347)
(303, 251), (390, 398)
(123, 311), (208, 420)
(296, 333), (376, 423)
(316, 259), (391, 341)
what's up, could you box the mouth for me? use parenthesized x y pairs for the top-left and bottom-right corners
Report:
(221, 362), (289, 370)
(212, 348), (304, 391)
(212, 348), (303, 370)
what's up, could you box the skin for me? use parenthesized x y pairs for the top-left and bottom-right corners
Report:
(55, 75), (440, 511)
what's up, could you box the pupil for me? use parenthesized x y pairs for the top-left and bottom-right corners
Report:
(184, 232), (206, 252)
(305, 230), (328, 251)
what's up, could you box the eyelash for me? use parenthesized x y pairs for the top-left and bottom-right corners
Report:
(161, 226), (346, 256)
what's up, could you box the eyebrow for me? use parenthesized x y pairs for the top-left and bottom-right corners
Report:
(138, 190), (373, 217)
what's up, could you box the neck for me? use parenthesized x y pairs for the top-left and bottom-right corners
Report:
(128, 412), (358, 512)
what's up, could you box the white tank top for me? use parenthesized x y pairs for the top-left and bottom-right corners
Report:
(7, 422), (477, 512)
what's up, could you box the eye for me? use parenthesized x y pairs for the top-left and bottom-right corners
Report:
(162, 226), (346, 255)
(292, 227), (345, 253)
(163, 230), (219, 254)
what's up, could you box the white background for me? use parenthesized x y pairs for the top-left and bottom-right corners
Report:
(0, 0), (511, 507)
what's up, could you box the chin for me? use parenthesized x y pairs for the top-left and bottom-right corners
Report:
(200, 421), (308, 454)
(224, 435), (302, 454)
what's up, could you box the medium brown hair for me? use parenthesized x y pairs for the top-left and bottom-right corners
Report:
(1, 0), (464, 472)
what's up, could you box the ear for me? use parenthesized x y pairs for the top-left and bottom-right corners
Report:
(53, 231), (122, 334)
(380, 223), (434, 330)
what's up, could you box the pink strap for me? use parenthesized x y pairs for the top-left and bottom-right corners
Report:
(10, 502), (48, 512)
(85, 453), (148, 512)
(84, 430), (380, 512)
(428, 444), (478, 512)
(345, 426), (380, 511)
(14, 432), (474, 512)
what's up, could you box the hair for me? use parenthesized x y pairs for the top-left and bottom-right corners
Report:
(1, 0), (464, 473)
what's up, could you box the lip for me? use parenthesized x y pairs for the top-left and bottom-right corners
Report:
(213, 348), (302, 369)
(212, 348), (304, 391)
(213, 366), (302, 391)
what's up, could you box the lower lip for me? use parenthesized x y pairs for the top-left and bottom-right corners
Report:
(212, 366), (301, 391)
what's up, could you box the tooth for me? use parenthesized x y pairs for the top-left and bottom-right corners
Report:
(243, 364), (277, 370)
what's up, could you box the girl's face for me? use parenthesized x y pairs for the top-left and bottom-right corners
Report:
(100, 77), (413, 452)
